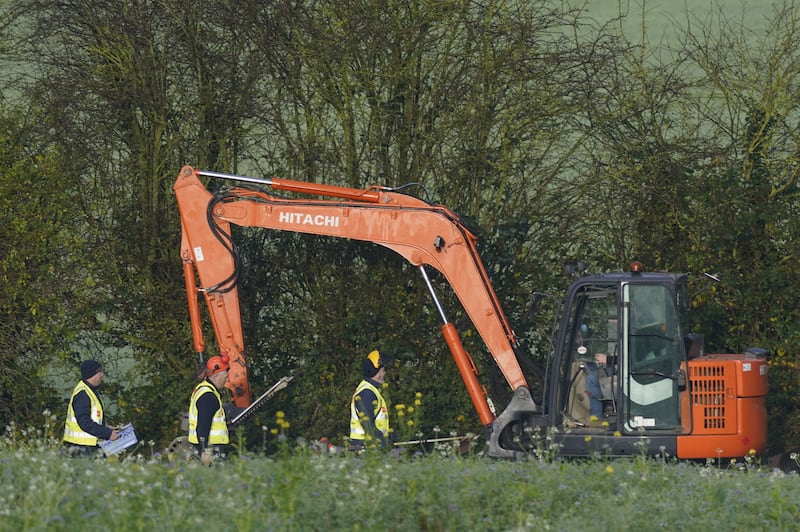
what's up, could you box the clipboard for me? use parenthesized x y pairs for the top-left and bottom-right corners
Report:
(100, 423), (138, 455)
(230, 376), (294, 426)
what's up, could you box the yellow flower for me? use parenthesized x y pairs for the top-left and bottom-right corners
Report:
(270, 428), (279, 435)
(584, 435), (592, 442)
(415, 392), (422, 398)
(395, 404), (406, 411)
(407, 420), (414, 427)
(414, 399), (422, 406)
(605, 465), (614, 474)
(276, 411), (285, 419)
(407, 406), (414, 414)
(382, 383), (389, 389)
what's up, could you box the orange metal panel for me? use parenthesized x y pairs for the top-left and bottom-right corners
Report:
(678, 356), (768, 458)
(677, 396), (767, 458)
(737, 358), (769, 397)
(698, 354), (768, 396)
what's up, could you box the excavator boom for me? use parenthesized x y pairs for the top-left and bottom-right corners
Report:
(174, 166), (539, 454)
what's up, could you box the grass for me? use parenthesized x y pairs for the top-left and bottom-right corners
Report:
(2, 424), (800, 531)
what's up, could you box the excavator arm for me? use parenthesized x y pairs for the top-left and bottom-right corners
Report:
(174, 165), (539, 457)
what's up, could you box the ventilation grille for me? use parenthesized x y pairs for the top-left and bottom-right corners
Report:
(690, 364), (729, 431)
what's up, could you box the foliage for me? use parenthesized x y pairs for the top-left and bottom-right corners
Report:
(0, 104), (95, 428)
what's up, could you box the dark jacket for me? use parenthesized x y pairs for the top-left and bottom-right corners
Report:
(194, 379), (224, 448)
(71, 382), (113, 441)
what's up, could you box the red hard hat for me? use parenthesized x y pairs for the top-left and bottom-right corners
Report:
(206, 354), (230, 375)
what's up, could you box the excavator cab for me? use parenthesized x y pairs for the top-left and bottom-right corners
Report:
(549, 269), (692, 456)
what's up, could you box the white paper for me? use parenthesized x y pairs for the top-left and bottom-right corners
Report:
(100, 423), (138, 455)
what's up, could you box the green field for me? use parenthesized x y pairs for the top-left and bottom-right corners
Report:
(578, 0), (778, 39)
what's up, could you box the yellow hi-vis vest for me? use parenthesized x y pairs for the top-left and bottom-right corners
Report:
(188, 381), (229, 445)
(350, 380), (389, 441)
(63, 381), (104, 446)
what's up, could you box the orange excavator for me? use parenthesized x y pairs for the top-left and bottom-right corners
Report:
(174, 165), (768, 459)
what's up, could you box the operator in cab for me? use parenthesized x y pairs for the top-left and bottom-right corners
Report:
(577, 323), (617, 419)
(188, 354), (231, 464)
(349, 350), (395, 452)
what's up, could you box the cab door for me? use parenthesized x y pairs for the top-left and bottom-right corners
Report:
(621, 282), (684, 430)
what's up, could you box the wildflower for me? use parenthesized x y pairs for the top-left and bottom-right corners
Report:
(395, 404), (406, 411)
(276, 411), (285, 419)
(605, 465), (614, 474)
(415, 392), (422, 398)
(407, 420), (414, 427)
(407, 406), (414, 414)
(584, 435), (592, 443)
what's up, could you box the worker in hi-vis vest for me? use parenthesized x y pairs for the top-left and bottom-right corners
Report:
(349, 350), (395, 451)
(63, 359), (120, 456)
(188, 354), (231, 464)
